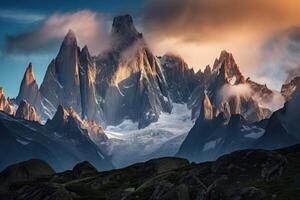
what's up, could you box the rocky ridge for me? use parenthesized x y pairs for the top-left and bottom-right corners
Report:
(0, 87), (15, 115)
(15, 100), (40, 122)
(1, 144), (299, 200)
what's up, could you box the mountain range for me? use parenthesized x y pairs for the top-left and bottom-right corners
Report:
(1, 14), (300, 175)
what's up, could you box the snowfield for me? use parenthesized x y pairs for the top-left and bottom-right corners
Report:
(102, 103), (194, 168)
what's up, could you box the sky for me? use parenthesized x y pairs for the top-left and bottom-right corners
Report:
(1, 0), (300, 97)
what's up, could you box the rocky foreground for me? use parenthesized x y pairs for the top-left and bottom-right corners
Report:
(0, 144), (300, 200)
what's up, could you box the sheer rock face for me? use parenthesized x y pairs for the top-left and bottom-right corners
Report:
(95, 15), (172, 128)
(160, 54), (199, 103)
(46, 105), (107, 144)
(200, 94), (213, 121)
(15, 100), (40, 122)
(16, 63), (41, 106)
(16, 63), (47, 120)
(79, 46), (103, 124)
(0, 87), (15, 115)
(40, 30), (82, 117)
(189, 50), (272, 122)
(281, 76), (300, 101)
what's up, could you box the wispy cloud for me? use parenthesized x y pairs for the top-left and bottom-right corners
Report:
(4, 10), (111, 55)
(0, 9), (45, 23)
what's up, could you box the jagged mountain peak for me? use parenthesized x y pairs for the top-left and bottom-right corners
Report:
(112, 14), (136, 33)
(24, 63), (36, 83)
(81, 45), (90, 56)
(111, 14), (143, 50)
(16, 63), (44, 118)
(40, 27), (82, 116)
(63, 29), (77, 44)
(219, 50), (234, 61)
(15, 99), (40, 122)
(0, 87), (3, 96)
(80, 45), (92, 63)
(213, 50), (245, 85)
(56, 105), (69, 120)
(204, 65), (211, 74)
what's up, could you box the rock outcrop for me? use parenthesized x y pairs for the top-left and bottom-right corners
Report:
(15, 100), (40, 122)
(2, 144), (299, 200)
(0, 159), (54, 190)
(72, 161), (98, 178)
(0, 87), (15, 115)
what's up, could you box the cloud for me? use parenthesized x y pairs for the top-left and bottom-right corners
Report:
(4, 10), (111, 55)
(254, 27), (300, 89)
(0, 9), (45, 23)
(217, 84), (285, 111)
(256, 91), (285, 112)
(217, 84), (252, 102)
(142, 0), (300, 43)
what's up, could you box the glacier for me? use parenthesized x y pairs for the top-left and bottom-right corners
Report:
(102, 103), (194, 168)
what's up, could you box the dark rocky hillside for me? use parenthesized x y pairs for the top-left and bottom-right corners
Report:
(1, 144), (300, 200)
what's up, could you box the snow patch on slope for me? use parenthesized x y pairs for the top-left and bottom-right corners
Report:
(102, 103), (193, 168)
